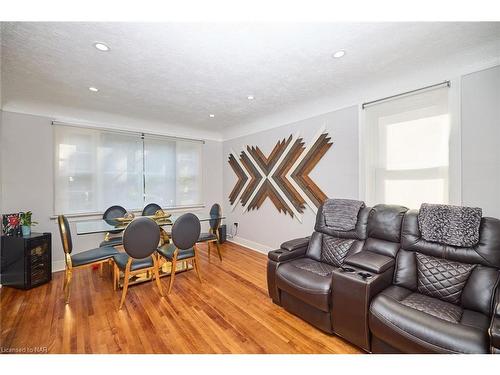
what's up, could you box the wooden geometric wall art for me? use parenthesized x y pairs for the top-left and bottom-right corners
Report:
(228, 129), (333, 221)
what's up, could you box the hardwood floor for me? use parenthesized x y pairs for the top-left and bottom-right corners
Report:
(0, 242), (362, 354)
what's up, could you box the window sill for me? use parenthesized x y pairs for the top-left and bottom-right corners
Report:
(50, 204), (206, 221)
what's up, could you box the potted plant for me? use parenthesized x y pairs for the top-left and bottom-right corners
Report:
(19, 211), (38, 236)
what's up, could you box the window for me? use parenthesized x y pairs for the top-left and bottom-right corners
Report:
(54, 125), (203, 214)
(364, 87), (450, 209)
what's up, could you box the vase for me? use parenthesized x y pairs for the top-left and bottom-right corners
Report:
(22, 225), (31, 236)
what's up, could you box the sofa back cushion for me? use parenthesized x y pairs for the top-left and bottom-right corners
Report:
(363, 204), (408, 258)
(395, 208), (500, 316)
(320, 236), (356, 267)
(305, 231), (363, 265)
(416, 252), (475, 304)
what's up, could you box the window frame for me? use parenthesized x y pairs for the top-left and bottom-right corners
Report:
(360, 82), (461, 208)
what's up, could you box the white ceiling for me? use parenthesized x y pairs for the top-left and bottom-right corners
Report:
(1, 22), (500, 137)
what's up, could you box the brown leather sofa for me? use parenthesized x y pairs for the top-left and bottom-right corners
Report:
(267, 203), (407, 335)
(369, 209), (500, 353)
(267, 203), (370, 333)
(267, 203), (500, 354)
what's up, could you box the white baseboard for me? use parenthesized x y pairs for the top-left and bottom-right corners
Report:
(227, 236), (272, 254)
(52, 260), (66, 273)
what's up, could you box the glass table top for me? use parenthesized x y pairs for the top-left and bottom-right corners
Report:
(75, 213), (225, 235)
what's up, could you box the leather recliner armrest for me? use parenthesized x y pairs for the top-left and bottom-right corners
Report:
(490, 287), (500, 353)
(268, 246), (307, 262)
(344, 251), (394, 274)
(267, 237), (309, 262)
(280, 237), (310, 251)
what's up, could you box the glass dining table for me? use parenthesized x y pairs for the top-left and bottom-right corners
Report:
(75, 212), (225, 287)
(75, 213), (225, 235)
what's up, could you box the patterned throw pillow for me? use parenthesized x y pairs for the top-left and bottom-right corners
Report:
(418, 203), (482, 247)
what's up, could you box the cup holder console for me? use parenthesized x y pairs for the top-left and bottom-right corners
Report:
(340, 267), (356, 273)
(358, 272), (373, 279)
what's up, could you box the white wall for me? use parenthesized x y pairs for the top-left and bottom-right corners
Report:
(0, 111), (223, 272)
(461, 65), (500, 218)
(223, 65), (500, 254)
(223, 106), (359, 252)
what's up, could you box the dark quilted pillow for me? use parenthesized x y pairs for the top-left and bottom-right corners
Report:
(321, 236), (355, 267)
(416, 252), (476, 304)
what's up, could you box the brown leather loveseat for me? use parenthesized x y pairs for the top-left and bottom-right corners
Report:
(267, 201), (500, 354)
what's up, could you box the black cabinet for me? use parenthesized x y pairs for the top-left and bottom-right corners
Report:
(1, 232), (52, 289)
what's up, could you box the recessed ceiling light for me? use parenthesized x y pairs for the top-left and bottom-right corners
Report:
(332, 50), (346, 58)
(247, 95), (255, 100)
(209, 114), (215, 118)
(93, 42), (110, 52)
(88, 87), (99, 92)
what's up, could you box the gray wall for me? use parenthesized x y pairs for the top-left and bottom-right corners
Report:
(223, 105), (359, 251)
(0, 111), (223, 271)
(461, 65), (500, 218)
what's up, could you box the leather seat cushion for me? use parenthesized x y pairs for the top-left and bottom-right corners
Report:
(369, 286), (490, 353)
(157, 243), (195, 260)
(113, 252), (154, 271)
(276, 258), (335, 312)
(198, 232), (217, 242)
(99, 236), (123, 247)
(71, 246), (120, 267)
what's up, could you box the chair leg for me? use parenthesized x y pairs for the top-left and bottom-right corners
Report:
(64, 269), (73, 304)
(153, 257), (164, 297)
(168, 255), (178, 295)
(214, 241), (223, 262)
(207, 241), (211, 260)
(113, 264), (118, 291)
(119, 262), (131, 309)
(193, 246), (202, 283)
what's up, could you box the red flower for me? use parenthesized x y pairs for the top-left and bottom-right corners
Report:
(8, 215), (20, 227)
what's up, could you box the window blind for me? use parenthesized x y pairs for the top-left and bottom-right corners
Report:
(53, 125), (203, 214)
(363, 87), (450, 209)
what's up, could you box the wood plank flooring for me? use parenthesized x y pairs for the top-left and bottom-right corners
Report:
(0, 242), (361, 354)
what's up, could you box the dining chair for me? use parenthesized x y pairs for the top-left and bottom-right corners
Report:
(113, 217), (163, 309)
(157, 213), (202, 294)
(197, 203), (223, 261)
(142, 203), (162, 216)
(143, 204), (171, 244)
(99, 205), (127, 247)
(57, 215), (120, 304)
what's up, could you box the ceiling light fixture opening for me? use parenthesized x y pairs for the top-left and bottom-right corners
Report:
(88, 87), (99, 92)
(332, 50), (346, 58)
(247, 95), (255, 100)
(93, 42), (110, 52)
(209, 114), (215, 118)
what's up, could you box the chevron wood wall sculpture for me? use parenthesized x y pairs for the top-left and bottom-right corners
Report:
(228, 130), (333, 221)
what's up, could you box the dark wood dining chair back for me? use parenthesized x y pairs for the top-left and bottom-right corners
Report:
(171, 213), (201, 250)
(122, 217), (160, 259)
(142, 203), (162, 216)
(209, 203), (222, 232)
(57, 215), (73, 254)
